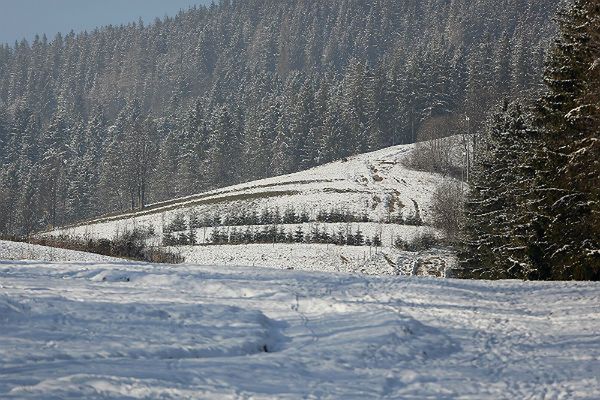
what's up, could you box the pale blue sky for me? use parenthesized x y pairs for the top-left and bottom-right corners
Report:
(0, 0), (210, 45)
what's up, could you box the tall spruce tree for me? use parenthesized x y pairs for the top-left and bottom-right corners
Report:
(459, 101), (537, 279)
(532, 0), (600, 280)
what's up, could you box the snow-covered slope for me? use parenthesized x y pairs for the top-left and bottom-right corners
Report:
(1, 260), (599, 399)
(47, 143), (446, 240)
(44, 143), (458, 275)
(0, 240), (122, 263)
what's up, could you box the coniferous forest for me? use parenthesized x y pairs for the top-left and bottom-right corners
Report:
(0, 0), (597, 281)
(0, 0), (558, 235)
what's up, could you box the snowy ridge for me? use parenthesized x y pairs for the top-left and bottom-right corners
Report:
(1, 260), (599, 399)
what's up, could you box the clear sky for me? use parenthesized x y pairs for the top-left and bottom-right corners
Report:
(0, 0), (210, 45)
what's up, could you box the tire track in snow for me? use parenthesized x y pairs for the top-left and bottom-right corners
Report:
(290, 293), (319, 351)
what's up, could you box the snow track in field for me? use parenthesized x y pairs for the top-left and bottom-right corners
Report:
(1, 261), (599, 399)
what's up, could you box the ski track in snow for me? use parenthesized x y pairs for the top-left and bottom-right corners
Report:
(1, 260), (599, 399)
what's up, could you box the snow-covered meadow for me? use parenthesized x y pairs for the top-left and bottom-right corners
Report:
(1, 259), (599, 399)
(174, 243), (455, 276)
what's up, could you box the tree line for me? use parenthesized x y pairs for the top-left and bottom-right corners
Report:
(164, 222), (384, 248)
(163, 206), (422, 233)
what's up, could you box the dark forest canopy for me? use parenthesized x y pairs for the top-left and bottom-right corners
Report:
(0, 0), (559, 234)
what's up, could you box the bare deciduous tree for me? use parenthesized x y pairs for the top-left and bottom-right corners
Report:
(430, 179), (465, 243)
(408, 114), (462, 177)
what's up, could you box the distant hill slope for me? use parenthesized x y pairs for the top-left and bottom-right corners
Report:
(47, 143), (449, 238)
(45, 143), (459, 276)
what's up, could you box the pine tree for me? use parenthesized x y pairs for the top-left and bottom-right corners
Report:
(354, 227), (365, 246)
(319, 86), (347, 163)
(372, 234), (382, 247)
(271, 98), (295, 175)
(459, 1), (599, 281)
(294, 226), (304, 243)
(207, 104), (236, 188)
(39, 104), (71, 227)
(0, 107), (8, 164)
(15, 167), (41, 235)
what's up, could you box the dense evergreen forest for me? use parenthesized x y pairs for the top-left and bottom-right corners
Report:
(0, 0), (559, 234)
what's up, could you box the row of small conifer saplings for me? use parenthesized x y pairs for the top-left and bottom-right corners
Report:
(163, 207), (423, 233)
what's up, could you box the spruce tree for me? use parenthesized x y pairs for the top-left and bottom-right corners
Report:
(459, 101), (537, 279)
(461, 0), (599, 281)
(532, 0), (600, 280)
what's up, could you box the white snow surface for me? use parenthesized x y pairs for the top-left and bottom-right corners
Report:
(175, 243), (455, 277)
(0, 240), (122, 263)
(1, 260), (599, 399)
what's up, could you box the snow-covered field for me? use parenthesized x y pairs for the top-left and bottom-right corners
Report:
(1, 260), (599, 399)
(0, 240), (122, 263)
(174, 243), (455, 277)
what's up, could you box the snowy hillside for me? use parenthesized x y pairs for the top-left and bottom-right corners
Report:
(1, 260), (599, 399)
(49, 143), (444, 234)
(45, 143), (458, 275)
